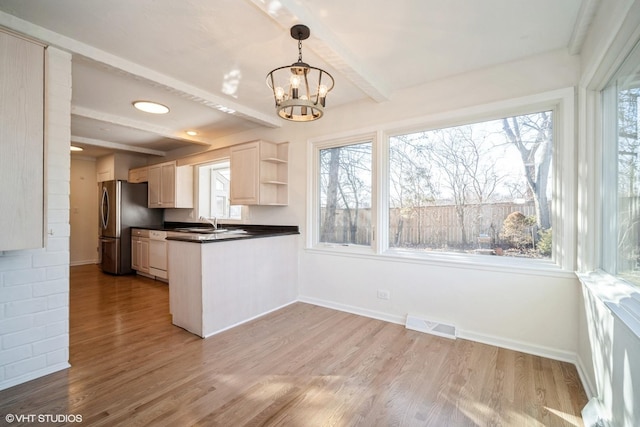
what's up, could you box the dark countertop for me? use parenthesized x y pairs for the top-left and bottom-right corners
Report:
(134, 223), (299, 244)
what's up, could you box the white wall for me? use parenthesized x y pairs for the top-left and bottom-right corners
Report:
(70, 157), (98, 265)
(166, 48), (583, 362)
(0, 47), (72, 391)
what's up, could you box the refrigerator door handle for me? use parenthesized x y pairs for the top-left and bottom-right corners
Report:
(100, 186), (109, 230)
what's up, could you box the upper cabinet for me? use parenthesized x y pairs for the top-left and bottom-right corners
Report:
(0, 30), (45, 251)
(230, 140), (288, 206)
(148, 161), (193, 208)
(97, 153), (147, 182)
(128, 166), (149, 183)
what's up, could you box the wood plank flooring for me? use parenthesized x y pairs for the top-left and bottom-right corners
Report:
(0, 264), (587, 426)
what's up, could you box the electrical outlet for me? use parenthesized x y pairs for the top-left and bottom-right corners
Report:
(377, 289), (390, 300)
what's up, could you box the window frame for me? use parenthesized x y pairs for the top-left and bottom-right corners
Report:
(384, 110), (554, 259)
(307, 88), (576, 276)
(600, 42), (640, 288)
(194, 159), (242, 221)
(308, 133), (378, 255)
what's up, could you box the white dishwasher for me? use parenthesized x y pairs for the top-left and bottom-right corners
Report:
(148, 230), (168, 279)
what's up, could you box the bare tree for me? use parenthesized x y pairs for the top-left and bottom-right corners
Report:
(319, 147), (340, 242)
(337, 145), (371, 243)
(319, 142), (372, 244)
(389, 133), (437, 246)
(430, 126), (503, 248)
(501, 112), (552, 230)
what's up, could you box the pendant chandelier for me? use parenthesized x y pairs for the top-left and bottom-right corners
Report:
(266, 24), (335, 122)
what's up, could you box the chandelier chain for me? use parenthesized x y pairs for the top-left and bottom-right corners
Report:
(298, 39), (303, 62)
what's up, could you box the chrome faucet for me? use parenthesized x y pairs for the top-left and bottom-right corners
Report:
(199, 216), (217, 230)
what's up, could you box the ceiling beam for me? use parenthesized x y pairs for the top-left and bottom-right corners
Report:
(0, 10), (281, 128)
(70, 136), (167, 157)
(72, 106), (211, 147)
(247, 0), (391, 103)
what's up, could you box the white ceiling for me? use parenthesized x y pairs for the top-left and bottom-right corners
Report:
(0, 0), (595, 158)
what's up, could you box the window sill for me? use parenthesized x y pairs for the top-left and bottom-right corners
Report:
(577, 271), (640, 340)
(305, 245), (575, 279)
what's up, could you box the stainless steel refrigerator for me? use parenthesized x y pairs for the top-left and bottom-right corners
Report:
(99, 180), (162, 275)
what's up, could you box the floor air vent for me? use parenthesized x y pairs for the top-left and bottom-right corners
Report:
(405, 314), (457, 339)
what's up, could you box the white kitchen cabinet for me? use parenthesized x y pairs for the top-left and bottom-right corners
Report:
(168, 234), (298, 338)
(131, 231), (150, 274)
(132, 229), (167, 280)
(230, 140), (288, 206)
(0, 30), (45, 251)
(148, 161), (193, 208)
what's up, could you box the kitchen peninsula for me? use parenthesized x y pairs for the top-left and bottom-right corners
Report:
(167, 226), (299, 338)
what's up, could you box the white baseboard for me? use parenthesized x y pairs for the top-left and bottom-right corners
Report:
(457, 330), (577, 364)
(575, 354), (597, 399)
(0, 362), (70, 392)
(298, 296), (406, 325)
(299, 297), (599, 400)
(298, 296), (578, 365)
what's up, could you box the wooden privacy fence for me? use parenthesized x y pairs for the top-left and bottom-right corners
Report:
(321, 202), (538, 248)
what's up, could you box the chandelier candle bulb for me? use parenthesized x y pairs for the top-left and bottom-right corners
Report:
(275, 87), (284, 104)
(319, 85), (327, 107)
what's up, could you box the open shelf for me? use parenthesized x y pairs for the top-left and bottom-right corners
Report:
(230, 140), (289, 206)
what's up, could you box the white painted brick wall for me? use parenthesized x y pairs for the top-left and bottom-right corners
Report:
(0, 46), (72, 390)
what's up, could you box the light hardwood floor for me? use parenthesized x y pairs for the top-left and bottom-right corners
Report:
(0, 265), (587, 426)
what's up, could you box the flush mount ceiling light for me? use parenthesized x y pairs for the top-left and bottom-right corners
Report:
(70, 146), (83, 152)
(266, 24), (334, 122)
(186, 130), (198, 136)
(132, 100), (170, 114)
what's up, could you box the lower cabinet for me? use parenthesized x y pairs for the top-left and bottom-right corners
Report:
(131, 235), (150, 274)
(132, 229), (168, 280)
(167, 234), (298, 338)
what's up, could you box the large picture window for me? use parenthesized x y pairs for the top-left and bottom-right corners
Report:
(602, 40), (640, 286)
(309, 89), (574, 270)
(388, 111), (553, 258)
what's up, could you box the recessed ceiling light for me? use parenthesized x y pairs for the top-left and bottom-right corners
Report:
(132, 100), (170, 114)
(70, 146), (84, 152)
(186, 130), (198, 136)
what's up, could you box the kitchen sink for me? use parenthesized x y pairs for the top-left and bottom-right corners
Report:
(174, 227), (228, 234)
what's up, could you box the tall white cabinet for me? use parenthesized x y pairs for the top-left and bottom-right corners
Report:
(0, 30), (45, 251)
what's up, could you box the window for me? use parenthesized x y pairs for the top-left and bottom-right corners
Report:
(309, 89), (573, 270)
(316, 139), (373, 246)
(197, 161), (241, 220)
(602, 40), (640, 286)
(388, 111), (553, 258)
